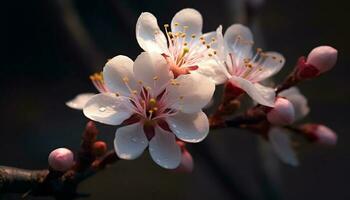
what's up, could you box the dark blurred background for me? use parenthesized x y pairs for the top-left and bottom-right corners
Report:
(2, 0), (350, 199)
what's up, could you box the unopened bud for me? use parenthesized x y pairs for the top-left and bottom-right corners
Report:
(48, 148), (74, 172)
(175, 149), (194, 173)
(92, 141), (107, 157)
(306, 46), (337, 73)
(300, 124), (337, 145)
(267, 97), (295, 125)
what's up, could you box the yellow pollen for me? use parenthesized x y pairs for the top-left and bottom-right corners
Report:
(199, 36), (204, 40)
(153, 76), (159, 80)
(181, 33), (186, 38)
(132, 90), (138, 94)
(206, 45), (210, 49)
(191, 34), (196, 38)
(123, 77), (129, 83)
(183, 47), (189, 54)
(153, 107), (158, 111)
(164, 24), (169, 28)
(174, 22), (179, 26)
(146, 86), (152, 90)
(208, 53), (213, 57)
(149, 98), (157, 106)
(148, 110), (154, 114)
(183, 26), (189, 30)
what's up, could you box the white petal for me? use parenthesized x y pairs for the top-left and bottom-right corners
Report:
(171, 8), (203, 38)
(229, 76), (275, 107)
(195, 59), (228, 85)
(83, 93), (133, 125)
(66, 93), (96, 110)
(136, 12), (168, 54)
(214, 25), (227, 61)
(166, 111), (209, 143)
(167, 73), (215, 113)
(279, 87), (310, 120)
(149, 126), (181, 169)
(133, 52), (173, 94)
(224, 24), (253, 58)
(251, 52), (285, 82)
(268, 127), (299, 167)
(103, 55), (139, 96)
(114, 123), (148, 160)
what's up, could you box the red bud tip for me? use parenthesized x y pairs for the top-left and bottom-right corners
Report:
(92, 141), (108, 157)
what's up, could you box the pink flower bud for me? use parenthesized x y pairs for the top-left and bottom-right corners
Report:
(306, 46), (337, 73)
(92, 141), (107, 157)
(48, 148), (74, 172)
(175, 149), (194, 173)
(267, 97), (295, 125)
(301, 124), (337, 145)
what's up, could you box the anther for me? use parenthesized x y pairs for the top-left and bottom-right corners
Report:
(123, 77), (129, 83)
(164, 24), (169, 28)
(174, 22), (179, 26)
(153, 76), (159, 80)
(191, 34), (196, 38)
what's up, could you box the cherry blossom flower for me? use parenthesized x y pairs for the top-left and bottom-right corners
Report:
(136, 8), (220, 78)
(83, 52), (214, 169)
(267, 87), (310, 166)
(211, 24), (285, 107)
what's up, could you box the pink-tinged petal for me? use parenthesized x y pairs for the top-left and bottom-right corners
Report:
(268, 127), (299, 167)
(251, 52), (285, 82)
(149, 126), (181, 169)
(195, 59), (229, 85)
(279, 87), (310, 120)
(66, 93), (96, 110)
(133, 52), (174, 94)
(103, 55), (139, 96)
(166, 111), (209, 143)
(229, 76), (275, 107)
(114, 123), (148, 160)
(83, 93), (133, 125)
(167, 73), (215, 113)
(136, 12), (168, 54)
(171, 8), (203, 38)
(224, 24), (253, 58)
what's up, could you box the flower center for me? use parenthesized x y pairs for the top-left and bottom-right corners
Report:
(120, 76), (180, 124)
(161, 23), (218, 71)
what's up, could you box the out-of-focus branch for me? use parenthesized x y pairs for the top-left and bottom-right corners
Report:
(48, 0), (105, 72)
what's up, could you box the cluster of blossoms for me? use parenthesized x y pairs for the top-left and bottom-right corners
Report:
(64, 8), (338, 171)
